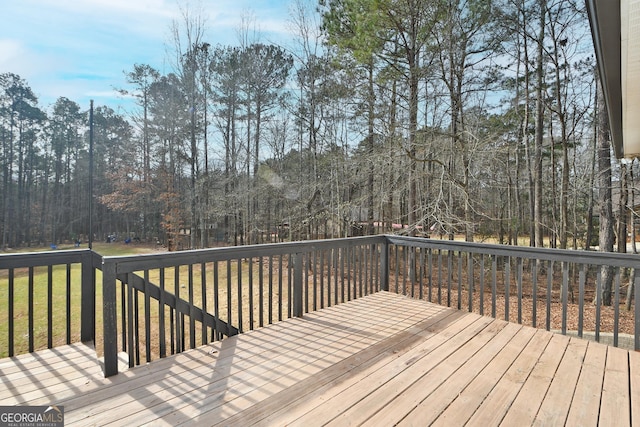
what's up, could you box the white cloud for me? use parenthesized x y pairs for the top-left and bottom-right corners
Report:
(2, 0), (296, 110)
(0, 39), (22, 63)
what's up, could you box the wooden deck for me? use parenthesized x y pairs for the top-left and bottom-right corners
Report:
(1, 291), (639, 426)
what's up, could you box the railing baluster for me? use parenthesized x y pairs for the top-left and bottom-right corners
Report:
(213, 261), (221, 339)
(173, 266), (180, 352)
(347, 247), (352, 301)
(504, 257), (510, 322)
(267, 256), (273, 325)
(313, 251), (318, 310)
(578, 264), (586, 339)
(447, 250), (453, 307)
(259, 256), (264, 328)
(467, 253), (473, 313)
(249, 257), (254, 330)
(227, 260), (233, 333)
(403, 246), (408, 297)
(159, 268), (166, 358)
(340, 248), (345, 303)
(278, 255), (283, 321)
(517, 258), (523, 324)
(201, 262), (208, 343)
(293, 253), (303, 318)
(546, 260), (553, 331)
(8, 268), (14, 357)
(351, 246), (356, 299)
(144, 270), (151, 362)
(357, 245), (361, 298)
(128, 273), (136, 367)
(457, 251), (462, 310)
(363, 245), (367, 296)
(288, 254), (293, 317)
(562, 262), (569, 335)
(614, 269), (621, 347)
(170, 306), (175, 355)
(47, 265), (53, 349)
(532, 259), (538, 328)
(66, 264), (71, 344)
(428, 249), (433, 303)
(320, 250), (325, 308)
(237, 259), (243, 333)
(329, 249), (335, 306)
(395, 246), (399, 294)
(438, 251), (443, 306)
(120, 278), (126, 352)
(28, 267), (34, 352)
(304, 252), (309, 312)
(595, 266), (602, 343)
(491, 255), (497, 318)
(418, 248), (424, 300)
(479, 255), (484, 316)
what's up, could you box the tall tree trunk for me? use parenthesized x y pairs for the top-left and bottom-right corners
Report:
(533, 0), (546, 248)
(618, 163), (629, 253)
(585, 83), (598, 250)
(597, 83), (615, 306)
(367, 61), (375, 235)
(520, 0), (535, 247)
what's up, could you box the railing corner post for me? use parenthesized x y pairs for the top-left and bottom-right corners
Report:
(80, 250), (96, 343)
(293, 253), (304, 317)
(102, 259), (119, 377)
(381, 238), (389, 292)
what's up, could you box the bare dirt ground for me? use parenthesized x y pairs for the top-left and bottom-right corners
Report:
(395, 280), (636, 348)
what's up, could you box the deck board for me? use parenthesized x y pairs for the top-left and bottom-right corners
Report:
(501, 333), (571, 425)
(599, 346), (631, 426)
(0, 291), (637, 426)
(428, 326), (538, 426)
(564, 341), (606, 427)
(393, 322), (523, 426)
(533, 337), (588, 425)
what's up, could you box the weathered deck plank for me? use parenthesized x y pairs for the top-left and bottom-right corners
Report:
(428, 326), (538, 426)
(599, 346), (631, 426)
(564, 341), (606, 427)
(320, 315), (495, 427)
(0, 291), (637, 426)
(630, 351), (640, 427)
(500, 333), (572, 426)
(391, 322), (523, 426)
(532, 337), (588, 425)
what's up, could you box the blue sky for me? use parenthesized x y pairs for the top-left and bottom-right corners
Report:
(1, 0), (297, 113)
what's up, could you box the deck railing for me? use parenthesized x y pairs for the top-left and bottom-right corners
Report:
(388, 236), (640, 348)
(0, 249), (99, 357)
(1, 235), (639, 377)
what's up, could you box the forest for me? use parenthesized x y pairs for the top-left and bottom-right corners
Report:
(0, 0), (632, 253)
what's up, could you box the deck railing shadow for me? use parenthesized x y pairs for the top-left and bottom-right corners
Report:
(1, 235), (639, 377)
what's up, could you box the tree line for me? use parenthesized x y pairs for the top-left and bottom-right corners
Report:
(0, 0), (632, 258)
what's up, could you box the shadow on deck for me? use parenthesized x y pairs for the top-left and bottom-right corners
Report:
(1, 292), (638, 426)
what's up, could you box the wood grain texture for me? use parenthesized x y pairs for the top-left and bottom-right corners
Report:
(0, 292), (636, 426)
